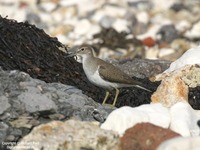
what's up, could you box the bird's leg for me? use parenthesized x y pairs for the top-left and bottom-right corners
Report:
(112, 88), (119, 107)
(102, 91), (110, 105)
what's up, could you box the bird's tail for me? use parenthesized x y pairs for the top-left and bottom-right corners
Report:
(134, 84), (152, 92)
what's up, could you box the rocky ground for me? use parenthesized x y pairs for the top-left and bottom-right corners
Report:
(0, 0), (200, 150)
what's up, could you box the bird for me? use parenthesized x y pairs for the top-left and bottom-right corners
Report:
(68, 46), (151, 107)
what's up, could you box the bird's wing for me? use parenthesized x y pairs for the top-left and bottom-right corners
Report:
(98, 62), (134, 84)
(97, 59), (151, 92)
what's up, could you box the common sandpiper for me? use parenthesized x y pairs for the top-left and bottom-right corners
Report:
(68, 46), (151, 107)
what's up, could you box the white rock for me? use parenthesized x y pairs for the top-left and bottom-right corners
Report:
(92, 10), (107, 23)
(157, 136), (200, 150)
(74, 19), (101, 38)
(59, 0), (81, 6)
(40, 2), (57, 12)
(11, 8), (27, 22)
(158, 48), (175, 58)
(73, 19), (92, 36)
(0, 4), (26, 22)
(99, 15), (115, 28)
(145, 47), (159, 59)
(98, 47), (115, 59)
(151, 0), (176, 10)
(136, 11), (149, 24)
(39, 12), (53, 24)
(176, 20), (191, 33)
(56, 34), (68, 44)
(101, 103), (170, 136)
(112, 19), (129, 32)
(184, 21), (200, 39)
(164, 45), (200, 73)
(0, 0), (17, 3)
(135, 103), (170, 128)
(169, 102), (200, 137)
(86, 24), (101, 39)
(136, 24), (161, 40)
(103, 5), (126, 18)
(77, 0), (104, 16)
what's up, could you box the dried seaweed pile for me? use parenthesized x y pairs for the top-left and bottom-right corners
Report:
(0, 16), (155, 107)
(0, 16), (102, 101)
(93, 27), (142, 49)
(0, 16), (71, 83)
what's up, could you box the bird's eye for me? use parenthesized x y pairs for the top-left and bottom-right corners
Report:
(80, 48), (84, 51)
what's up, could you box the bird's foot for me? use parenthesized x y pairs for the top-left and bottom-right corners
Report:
(102, 103), (116, 108)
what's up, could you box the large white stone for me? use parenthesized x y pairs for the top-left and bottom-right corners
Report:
(164, 45), (200, 73)
(101, 103), (170, 135)
(169, 102), (200, 136)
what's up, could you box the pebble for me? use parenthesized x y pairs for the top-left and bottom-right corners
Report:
(184, 21), (200, 39)
(0, 0), (199, 61)
(157, 24), (179, 43)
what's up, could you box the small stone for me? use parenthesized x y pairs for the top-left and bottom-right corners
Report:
(0, 122), (9, 143)
(184, 21), (200, 40)
(10, 115), (39, 129)
(39, 1), (58, 12)
(74, 19), (92, 36)
(158, 48), (176, 60)
(0, 96), (11, 115)
(120, 123), (180, 150)
(142, 37), (156, 47)
(175, 20), (191, 33)
(157, 24), (179, 43)
(136, 11), (149, 24)
(6, 135), (15, 141)
(48, 113), (65, 120)
(170, 3), (189, 12)
(99, 15), (115, 28)
(103, 5), (126, 18)
(112, 19), (129, 32)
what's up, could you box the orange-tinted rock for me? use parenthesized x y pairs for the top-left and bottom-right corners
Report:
(120, 123), (180, 150)
(142, 37), (156, 47)
(151, 75), (188, 107)
(150, 65), (200, 107)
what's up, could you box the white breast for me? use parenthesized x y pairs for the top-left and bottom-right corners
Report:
(83, 66), (116, 89)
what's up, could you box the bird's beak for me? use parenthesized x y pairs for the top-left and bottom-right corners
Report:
(66, 52), (76, 57)
(66, 46), (79, 57)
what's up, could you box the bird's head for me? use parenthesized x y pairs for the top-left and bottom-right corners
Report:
(76, 46), (93, 57)
(67, 46), (94, 63)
